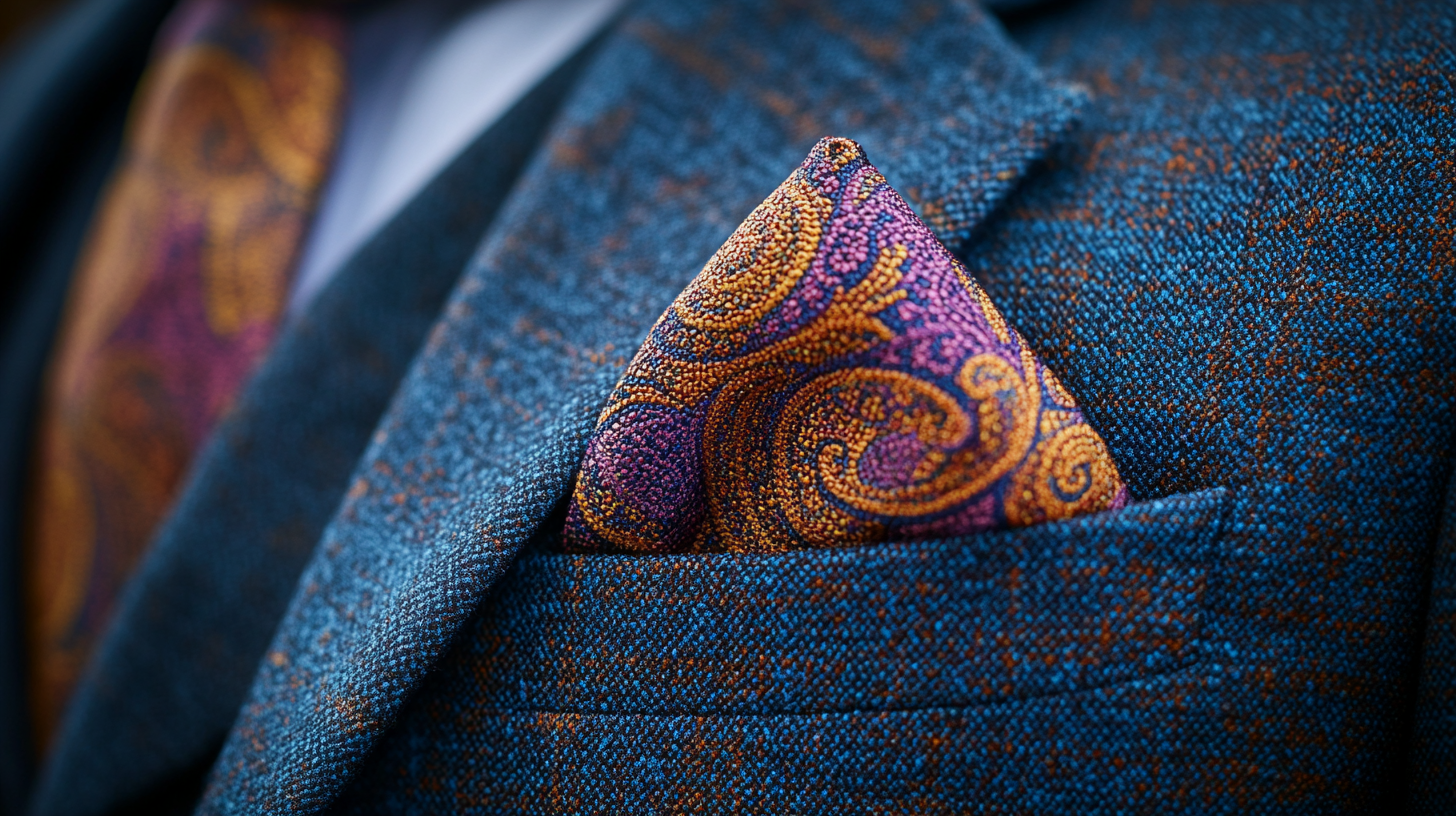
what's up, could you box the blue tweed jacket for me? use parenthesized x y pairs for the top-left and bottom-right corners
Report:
(24, 0), (1456, 813)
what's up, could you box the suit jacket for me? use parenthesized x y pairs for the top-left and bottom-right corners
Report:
(12, 0), (1456, 813)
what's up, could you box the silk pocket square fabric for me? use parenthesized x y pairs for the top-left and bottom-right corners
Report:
(563, 138), (1127, 554)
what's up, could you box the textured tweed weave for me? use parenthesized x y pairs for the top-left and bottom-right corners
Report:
(1411, 476), (1456, 810)
(198, 0), (1081, 812)
(350, 0), (1456, 811)
(994, 1), (1455, 810)
(339, 488), (1226, 812)
(204, 0), (1456, 813)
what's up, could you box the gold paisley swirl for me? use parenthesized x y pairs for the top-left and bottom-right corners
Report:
(1038, 407), (1077, 438)
(137, 37), (341, 336)
(25, 350), (189, 745)
(600, 241), (908, 422)
(137, 44), (341, 190)
(1005, 422), (1124, 527)
(585, 242), (914, 550)
(701, 365), (800, 552)
(957, 346), (1042, 494)
(256, 6), (349, 168)
(674, 172), (832, 338)
(777, 368), (970, 546)
(768, 346), (1039, 547)
(202, 178), (301, 335)
(98, 29), (343, 341)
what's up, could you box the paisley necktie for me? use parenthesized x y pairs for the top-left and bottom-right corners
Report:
(563, 137), (1127, 554)
(23, 0), (345, 747)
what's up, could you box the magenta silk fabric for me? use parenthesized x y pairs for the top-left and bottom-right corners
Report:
(562, 138), (1127, 554)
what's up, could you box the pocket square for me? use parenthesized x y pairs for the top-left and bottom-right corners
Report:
(562, 137), (1126, 554)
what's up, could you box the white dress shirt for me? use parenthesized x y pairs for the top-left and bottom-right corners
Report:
(289, 0), (625, 314)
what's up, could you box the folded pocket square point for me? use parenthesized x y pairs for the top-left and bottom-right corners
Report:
(562, 137), (1126, 554)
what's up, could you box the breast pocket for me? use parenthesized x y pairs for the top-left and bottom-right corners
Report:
(461, 487), (1229, 715)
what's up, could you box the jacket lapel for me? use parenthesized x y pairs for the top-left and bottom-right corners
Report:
(28, 35), (605, 816)
(198, 1), (1079, 812)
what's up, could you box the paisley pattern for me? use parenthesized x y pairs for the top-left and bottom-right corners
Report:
(23, 0), (344, 747)
(563, 137), (1127, 553)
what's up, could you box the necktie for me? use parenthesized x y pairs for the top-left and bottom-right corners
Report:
(23, 0), (345, 747)
(564, 138), (1127, 554)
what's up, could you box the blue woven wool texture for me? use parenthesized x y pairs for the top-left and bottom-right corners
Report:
(196, 0), (1085, 811)
(159, 0), (1454, 813)
(1411, 477), (1456, 808)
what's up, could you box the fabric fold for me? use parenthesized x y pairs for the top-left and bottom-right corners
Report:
(564, 137), (1125, 554)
